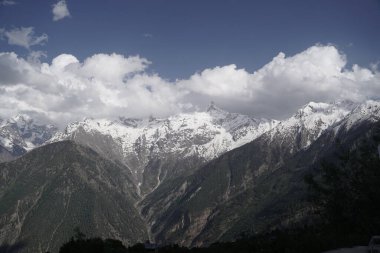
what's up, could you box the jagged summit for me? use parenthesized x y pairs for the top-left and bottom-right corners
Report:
(294, 100), (356, 119)
(288, 100), (354, 128)
(351, 99), (380, 115)
(0, 114), (58, 159)
(295, 101), (332, 117)
(1, 100), (378, 157)
(2, 99), (379, 168)
(3, 113), (57, 132)
(337, 99), (380, 131)
(264, 100), (361, 151)
(10, 113), (33, 124)
(206, 101), (224, 112)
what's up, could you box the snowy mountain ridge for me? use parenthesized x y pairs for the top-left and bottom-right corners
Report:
(1, 100), (379, 165)
(47, 104), (279, 194)
(50, 103), (278, 161)
(1, 100), (379, 251)
(0, 114), (58, 157)
(338, 100), (380, 131)
(267, 100), (360, 150)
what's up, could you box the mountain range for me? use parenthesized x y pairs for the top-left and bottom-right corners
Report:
(0, 100), (379, 252)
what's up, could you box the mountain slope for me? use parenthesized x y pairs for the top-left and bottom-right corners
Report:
(0, 145), (13, 163)
(50, 104), (277, 195)
(138, 100), (378, 246)
(1, 100), (378, 250)
(0, 141), (148, 253)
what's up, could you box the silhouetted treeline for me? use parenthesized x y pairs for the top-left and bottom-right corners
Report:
(57, 226), (372, 253)
(0, 241), (26, 253)
(59, 228), (127, 253)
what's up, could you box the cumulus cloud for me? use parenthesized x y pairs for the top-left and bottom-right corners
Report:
(0, 27), (48, 49)
(178, 45), (380, 118)
(0, 52), (184, 127)
(52, 0), (70, 21)
(0, 45), (379, 127)
(0, 0), (16, 6)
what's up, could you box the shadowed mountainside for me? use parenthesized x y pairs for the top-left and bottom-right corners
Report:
(0, 141), (148, 253)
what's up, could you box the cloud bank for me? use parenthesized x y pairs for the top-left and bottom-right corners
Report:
(0, 27), (48, 49)
(0, 45), (379, 127)
(52, 0), (70, 21)
(179, 45), (380, 118)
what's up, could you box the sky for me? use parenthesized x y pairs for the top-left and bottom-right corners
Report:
(0, 0), (380, 126)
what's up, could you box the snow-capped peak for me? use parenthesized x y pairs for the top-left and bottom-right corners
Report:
(285, 101), (355, 131)
(0, 114), (58, 154)
(294, 100), (356, 120)
(10, 113), (33, 124)
(52, 105), (276, 160)
(206, 101), (226, 114)
(2, 99), (379, 171)
(350, 100), (380, 116)
(268, 100), (357, 150)
(48, 105), (279, 191)
(338, 100), (380, 130)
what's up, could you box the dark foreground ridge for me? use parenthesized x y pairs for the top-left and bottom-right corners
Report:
(0, 241), (26, 253)
(56, 227), (374, 253)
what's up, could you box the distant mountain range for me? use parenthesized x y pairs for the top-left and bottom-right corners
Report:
(0, 100), (379, 252)
(0, 114), (57, 162)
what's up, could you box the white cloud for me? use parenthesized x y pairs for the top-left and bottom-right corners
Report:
(52, 0), (70, 21)
(0, 45), (379, 127)
(81, 53), (150, 82)
(0, 0), (16, 6)
(0, 52), (183, 127)
(0, 27), (48, 49)
(178, 45), (380, 118)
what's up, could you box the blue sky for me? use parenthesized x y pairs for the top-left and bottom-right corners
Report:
(1, 0), (379, 79)
(0, 0), (380, 125)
